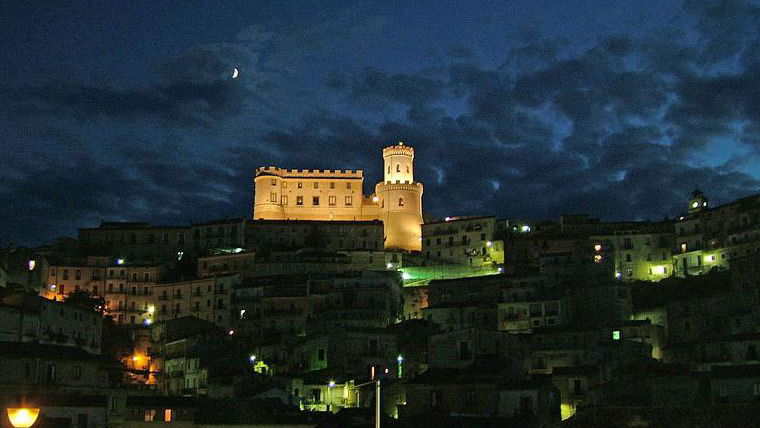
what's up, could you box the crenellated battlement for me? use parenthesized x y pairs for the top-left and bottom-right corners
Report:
(382, 142), (414, 157)
(255, 166), (364, 179)
(376, 181), (423, 192)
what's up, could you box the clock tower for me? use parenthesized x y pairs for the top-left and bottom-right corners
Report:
(688, 188), (708, 214)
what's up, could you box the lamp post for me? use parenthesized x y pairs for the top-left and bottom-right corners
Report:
(6, 408), (40, 427)
(327, 380), (336, 412)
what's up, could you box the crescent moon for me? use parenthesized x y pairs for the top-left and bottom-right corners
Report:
(232, 68), (239, 79)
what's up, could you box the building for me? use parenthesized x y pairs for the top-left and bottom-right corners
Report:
(422, 216), (504, 267)
(154, 274), (238, 327)
(253, 142), (424, 251)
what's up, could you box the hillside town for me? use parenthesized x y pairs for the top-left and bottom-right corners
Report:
(3, 143), (760, 427)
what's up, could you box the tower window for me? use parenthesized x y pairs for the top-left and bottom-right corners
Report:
(313, 182), (319, 189)
(398, 197), (404, 206)
(396, 164), (400, 172)
(346, 182), (352, 189)
(271, 179), (276, 186)
(282, 195), (288, 205)
(329, 196), (336, 206)
(407, 165), (410, 173)
(297, 182), (303, 188)
(388, 166), (390, 174)
(313, 196), (320, 206)
(270, 192), (277, 202)
(296, 196), (303, 206)
(330, 182), (335, 189)
(345, 196), (353, 206)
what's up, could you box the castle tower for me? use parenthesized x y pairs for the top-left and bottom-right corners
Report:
(375, 142), (424, 251)
(253, 167), (286, 220)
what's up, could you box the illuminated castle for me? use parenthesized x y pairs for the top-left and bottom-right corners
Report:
(253, 143), (424, 251)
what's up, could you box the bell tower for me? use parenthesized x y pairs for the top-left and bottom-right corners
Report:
(688, 188), (708, 214)
(375, 142), (424, 251)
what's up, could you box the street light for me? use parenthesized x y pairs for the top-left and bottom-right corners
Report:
(327, 380), (336, 412)
(6, 408), (40, 427)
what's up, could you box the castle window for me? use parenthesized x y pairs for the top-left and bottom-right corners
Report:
(270, 192), (277, 202)
(297, 182), (303, 189)
(329, 196), (336, 206)
(282, 182), (287, 188)
(296, 196), (303, 206)
(282, 195), (288, 205)
(345, 196), (353, 206)
(398, 197), (404, 206)
(330, 182), (335, 189)
(313, 182), (319, 189)
(271, 179), (276, 186)
(313, 196), (320, 206)
(407, 165), (410, 173)
(346, 182), (352, 189)
(387, 166), (390, 174)
(396, 164), (400, 172)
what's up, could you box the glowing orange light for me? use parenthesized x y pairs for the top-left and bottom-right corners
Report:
(7, 408), (40, 427)
(594, 244), (602, 252)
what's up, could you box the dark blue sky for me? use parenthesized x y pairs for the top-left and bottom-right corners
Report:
(3, 0), (760, 245)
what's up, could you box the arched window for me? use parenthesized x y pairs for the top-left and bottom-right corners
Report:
(398, 197), (404, 206)
(396, 164), (400, 172)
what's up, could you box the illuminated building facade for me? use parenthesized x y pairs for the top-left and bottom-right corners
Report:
(253, 143), (424, 251)
(673, 190), (760, 277)
(422, 216), (505, 267)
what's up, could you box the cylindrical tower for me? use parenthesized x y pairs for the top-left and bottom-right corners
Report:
(253, 167), (286, 220)
(376, 143), (424, 251)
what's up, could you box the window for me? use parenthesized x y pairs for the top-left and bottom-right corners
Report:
(318, 349), (326, 361)
(398, 197), (404, 206)
(346, 182), (352, 189)
(164, 409), (172, 422)
(144, 410), (156, 422)
(330, 182), (335, 189)
(47, 364), (56, 383)
(73, 365), (82, 379)
(313, 196), (320, 206)
(281, 195), (288, 205)
(271, 179), (276, 186)
(271, 192), (277, 202)
(430, 391), (439, 408)
(612, 330), (621, 340)
(313, 182), (319, 189)
(345, 196), (353, 206)
(329, 196), (336, 206)
(396, 164), (400, 172)
(297, 182), (303, 188)
(296, 196), (304, 206)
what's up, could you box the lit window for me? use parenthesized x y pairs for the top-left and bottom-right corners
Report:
(270, 192), (277, 202)
(164, 409), (172, 422)
(612, 330), (621, 340)
(281, 196), (288, 205)
(398, 197), (404, 206)
(594, 244), (602, 252)
(296, 196), (303, 206)
(297, 182), (303, 189)
(345, 196), (353, 206)
(329, 196), (336, 206)
(144, 410), (155, 421)
(396, 164), (400, 172)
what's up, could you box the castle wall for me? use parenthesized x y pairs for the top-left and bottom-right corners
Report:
(252, 143), (424, 251)
(253, 168), (378, 221)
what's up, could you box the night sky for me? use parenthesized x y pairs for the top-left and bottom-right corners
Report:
(3, 0), (760, 246)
